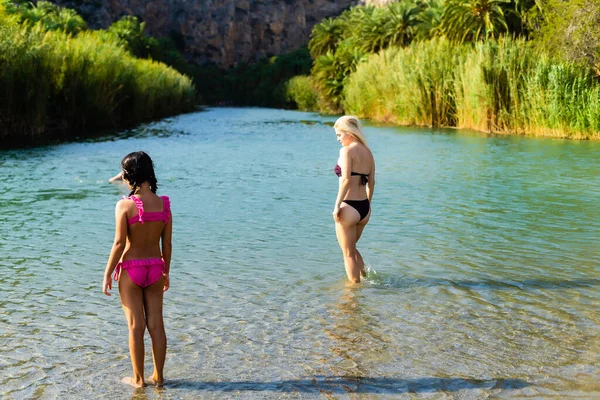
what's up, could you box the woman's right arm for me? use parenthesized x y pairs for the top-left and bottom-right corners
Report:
(108, 171), (123, 183)
(102, 200), (128, 296)
(161, 215), (173, 292)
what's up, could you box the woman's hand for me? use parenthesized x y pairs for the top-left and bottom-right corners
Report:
(332, 206), (341, 222)
(108, 171), (124, 183)
(163, 273), (170, 292)
(102, 275), (112, 296)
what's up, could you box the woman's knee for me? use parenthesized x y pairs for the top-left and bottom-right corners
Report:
(343, 247), (358, 258)
(147, 324), (165, 340)
(129, 321), (146, 337)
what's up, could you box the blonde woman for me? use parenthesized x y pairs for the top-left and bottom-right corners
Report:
(332, 116), (375, 283)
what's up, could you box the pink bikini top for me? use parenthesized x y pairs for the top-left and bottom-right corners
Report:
(123, 195), (171, 225)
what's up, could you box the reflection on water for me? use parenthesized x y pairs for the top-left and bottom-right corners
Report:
(1, 107), (600, 399)
(325, 285), (389, 380)
(320, 284), (390, 394)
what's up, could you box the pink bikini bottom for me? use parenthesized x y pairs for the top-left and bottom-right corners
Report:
(114, 258), (165, 288)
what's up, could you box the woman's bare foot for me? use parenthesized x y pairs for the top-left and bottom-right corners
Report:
(149, 375), (165, 387)
(121, 377), (145, 388)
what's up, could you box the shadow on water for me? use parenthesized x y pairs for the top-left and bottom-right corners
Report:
(82, 125), (193, 143)
(34, 189), (91, 201)
(162, 376), (528, 393)
(322, 284), (392, 377)
(364, 271), (600, 291)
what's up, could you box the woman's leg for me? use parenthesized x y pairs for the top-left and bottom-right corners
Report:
(119, 272), (146, 387)
(144, 276), (166, 387)
(336, 205), (362, 283)
(355, 211), (370, 277)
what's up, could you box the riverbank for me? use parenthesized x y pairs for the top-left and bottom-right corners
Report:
(0, 5), (196, 149)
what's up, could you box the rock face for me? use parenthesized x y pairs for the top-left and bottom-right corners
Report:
(52, 0), (359, 68)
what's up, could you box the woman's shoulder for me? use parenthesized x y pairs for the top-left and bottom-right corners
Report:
(160, 195), (171, 207)
(115, 197), (136, 214)
(119, 195), (142, 206)
(118, 196), (134, 204)
(346, 142), (368, 156)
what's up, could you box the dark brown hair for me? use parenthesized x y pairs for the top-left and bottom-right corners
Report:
(121, 151), (158, 196)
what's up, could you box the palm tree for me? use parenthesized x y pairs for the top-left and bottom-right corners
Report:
(107, 16), (150, 57)
(416, 0), (445, 40)
(383, 0), (422, 47)
(16, 1), (86, 34)
(308, 17), (345, 59)
(356, 8), (390, 53)
(311, 39), (366, 109)
(50, 7), (87, 34)
(441, 0), (510, 43)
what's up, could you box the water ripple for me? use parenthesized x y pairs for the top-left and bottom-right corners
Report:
(1, 108), (599, 398)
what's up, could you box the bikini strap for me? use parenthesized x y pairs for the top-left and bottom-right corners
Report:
(350, 172), (369, 186)
(161, 196), (171, 223)
(123, 195), (144, 224)
(113, 261), (122, 281)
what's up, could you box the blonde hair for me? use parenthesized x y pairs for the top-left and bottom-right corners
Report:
(334, 115), (368, 148)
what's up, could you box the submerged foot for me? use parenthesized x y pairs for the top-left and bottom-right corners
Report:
(121, 377), (145, 388)
(149, 376), (165, 387)
(345, 277), (362, 285)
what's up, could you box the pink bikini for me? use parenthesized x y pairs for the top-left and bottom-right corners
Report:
(113, 195), (171, 288)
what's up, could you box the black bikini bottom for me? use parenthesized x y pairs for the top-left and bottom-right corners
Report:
(342, 199), (370, 221)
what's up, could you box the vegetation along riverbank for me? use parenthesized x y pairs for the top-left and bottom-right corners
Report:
(0, 1), (195, 148)
(284, 0), (600, 140)
(3, 0), (600, 145)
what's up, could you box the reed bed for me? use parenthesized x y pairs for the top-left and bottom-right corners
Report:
(343, 37), (600, 139)
(0, 9), (195, 146)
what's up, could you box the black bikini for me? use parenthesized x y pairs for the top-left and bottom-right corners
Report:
(334, 164), (371, 221)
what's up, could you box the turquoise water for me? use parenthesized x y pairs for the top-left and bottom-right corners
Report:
(1, 107), (600, 399)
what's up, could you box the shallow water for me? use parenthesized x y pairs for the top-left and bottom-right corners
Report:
(1, 107), (600, 399)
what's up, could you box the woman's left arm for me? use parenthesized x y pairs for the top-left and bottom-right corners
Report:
(333, 147), (352, 222)
(102, 200), (128, 296)
(161, 213), (173, 293)
(367, 153), (375, 202)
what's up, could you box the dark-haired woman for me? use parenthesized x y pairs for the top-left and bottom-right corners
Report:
(102, 151), (172, 388)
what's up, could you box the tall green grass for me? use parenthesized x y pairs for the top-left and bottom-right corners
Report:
(0, 6), (195, 146)
(343, 37), (600, 139)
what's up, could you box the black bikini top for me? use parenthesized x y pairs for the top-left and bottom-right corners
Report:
(334, 164), (369, 185)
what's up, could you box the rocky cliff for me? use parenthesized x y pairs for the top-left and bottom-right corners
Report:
(52, 0), (359, 68)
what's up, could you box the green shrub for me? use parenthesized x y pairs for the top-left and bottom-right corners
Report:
(285, 75), (318, 111)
